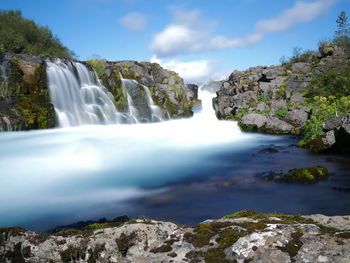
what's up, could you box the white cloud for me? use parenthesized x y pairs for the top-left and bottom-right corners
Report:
(255, 0), (335, 34)
(151, 56), (228, 83)
(150, 0), (335, 57)
(120, 12), (148, 32)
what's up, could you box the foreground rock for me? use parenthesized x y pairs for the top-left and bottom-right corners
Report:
(1, 212), (349, 263)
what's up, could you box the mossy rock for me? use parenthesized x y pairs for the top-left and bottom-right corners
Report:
(280, 166), (329, 184)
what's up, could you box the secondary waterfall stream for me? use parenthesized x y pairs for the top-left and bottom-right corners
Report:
(46, 60), (167, 127)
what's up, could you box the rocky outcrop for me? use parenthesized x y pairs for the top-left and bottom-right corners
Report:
(305, 113), (350, 153)
(213, 64), (306, 134)
(89, 60), (199, 119)
(1, 213), (349, 263)
(0, 54), (198, 131)
(0, 53), (55, 131)
(213, 43), (348, 139)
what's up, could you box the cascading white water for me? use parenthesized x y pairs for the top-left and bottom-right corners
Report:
(46, 59), (122, 127)
(0, 64), (9, 97)
(121, 75), (166, 122)
(143, 84), (166, 122)
(46, 60), (168, 127)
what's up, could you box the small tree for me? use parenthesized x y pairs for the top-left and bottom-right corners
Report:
(334, 11), (350, 56)
(336, 11), (349, 37)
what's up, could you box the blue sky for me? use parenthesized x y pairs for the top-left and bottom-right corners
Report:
(1, 0), (349, 83)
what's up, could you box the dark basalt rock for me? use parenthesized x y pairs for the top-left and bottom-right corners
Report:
(257, 145), (285, 154)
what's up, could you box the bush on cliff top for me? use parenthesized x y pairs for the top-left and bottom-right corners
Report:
(0, 10), (75, 58)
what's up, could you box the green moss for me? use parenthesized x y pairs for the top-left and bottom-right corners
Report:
(223, 210), (316, 225)
(257, 91), (267, 103)
(169, 71), (182, 84)
(235, 105), (250, 120)
(203, 248), (230, 263)
(170, 84), (182, 94)
(86, 60), (105, 79)
(280, 166), (329, 183)
(83, 221), (123, 231)
(183, 224), (215, 248)
(216, 228), (247, 249)
(275, 109), (289, 118)
(223, 210), (258, 219)
(277, 229), (303, 258)
(122, 71), (136, 80)
(275, 86), (287, 100)
(185, 250), (204, 262)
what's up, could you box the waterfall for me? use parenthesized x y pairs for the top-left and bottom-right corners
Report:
(120, 75), (166, 123)
(0, 64), (9, 97)
(46, 59), (168, 127)
(46, 59), (122, 127)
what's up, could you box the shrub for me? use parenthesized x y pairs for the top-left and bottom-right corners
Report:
(0, 10), (75, 58)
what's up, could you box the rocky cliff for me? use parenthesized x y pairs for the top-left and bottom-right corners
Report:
(1, 212), (349, 263)
(0, 53), (56, 131)
(0, 54), (198, 131)
(86, 59), (198, 120)
(213, 43), (350, 152)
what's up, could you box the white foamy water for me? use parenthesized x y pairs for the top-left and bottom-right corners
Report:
(0, 87), (276, 230)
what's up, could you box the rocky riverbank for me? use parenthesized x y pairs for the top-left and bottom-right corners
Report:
(1, 211), (349, 263)
(213, 42), (350, 153)
(0, 54), (199, 131)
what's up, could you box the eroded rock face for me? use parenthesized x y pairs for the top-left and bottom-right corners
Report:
(0, 53), (55, 131)
(92, 60), (199, 119)
(1, 214), (349, 263)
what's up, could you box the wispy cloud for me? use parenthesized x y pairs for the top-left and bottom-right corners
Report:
(120, 12), (148, 32)
(150, 0), (335, 57)
(151, 56), (228, 83)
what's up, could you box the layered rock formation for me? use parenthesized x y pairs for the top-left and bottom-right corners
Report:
(0, 54), (198, 131)
(213, 43), (350, 152)
(1, 212), (349, 263)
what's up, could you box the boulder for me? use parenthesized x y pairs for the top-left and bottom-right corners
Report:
(285, 109), (308, 127)
(290, 92), (306, 104)
(240, 113), (268, 130)
(279, 166), (329, 184)
(265, 117), (295, 134)
(324, 116), (343, 131)
(292, 63), (311, 73)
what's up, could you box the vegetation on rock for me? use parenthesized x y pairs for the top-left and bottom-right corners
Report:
(0, 10), (75, 58)
(280, 166), (329, 184)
